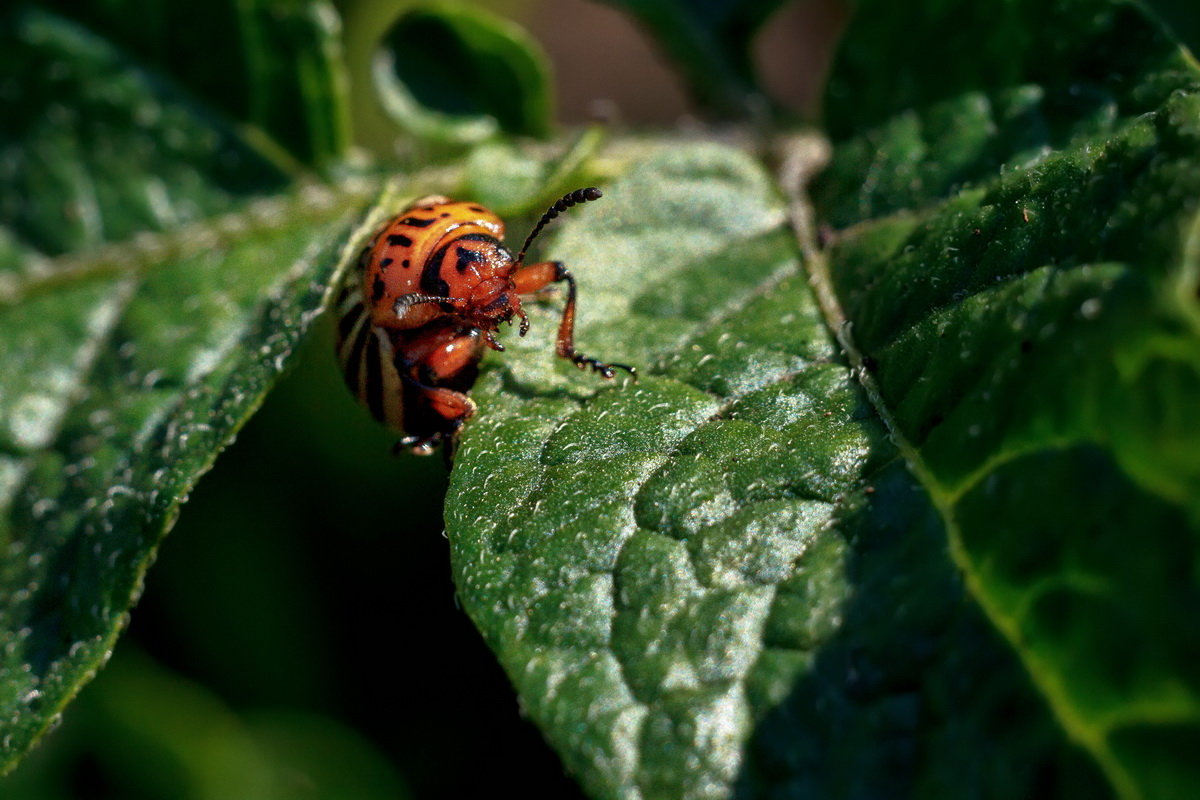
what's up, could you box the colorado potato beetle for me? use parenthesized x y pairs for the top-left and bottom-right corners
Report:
(335, 188), (635, 456)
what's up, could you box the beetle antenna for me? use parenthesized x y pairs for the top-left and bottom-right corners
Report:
(515, 187), (603, 265)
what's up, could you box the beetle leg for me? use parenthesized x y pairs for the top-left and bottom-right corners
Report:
(414, 327), (485, 382)
(393, 374), (478, 457)
(510, 261), (637, 380)
(391, 326), (485, 456)
(510, 260), (559, 293)
(407, 383), (477, 424)
(394, 433), (441, 458)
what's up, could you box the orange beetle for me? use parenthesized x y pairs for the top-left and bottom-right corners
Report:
(335, 188), (635, 455)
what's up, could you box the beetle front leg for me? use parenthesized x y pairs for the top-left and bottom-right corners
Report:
(393, 326), (484, 456)
(510, 261), (637, 380)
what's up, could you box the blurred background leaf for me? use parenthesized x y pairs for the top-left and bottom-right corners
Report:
(3, 648), (409, 799)
(1146, 0), (1200, 54)
(372, 0), (554, 149)
(32, 0), (353, 171)
(597, 0), (791, 116)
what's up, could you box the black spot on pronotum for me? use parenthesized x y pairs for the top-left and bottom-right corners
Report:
(455, 246), (485, 272)
(425, 233), (499, 297)
(402, 259), (411, 268)
(420, 257), (451, 297)
(398, 216), (436, 227)
(379, 257), (394, 270)
(468, 205), (486, 213)
(387, 233), (413, 247)
(372, 276), (386, 302)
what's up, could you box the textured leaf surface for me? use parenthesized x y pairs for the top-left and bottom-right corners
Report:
(446, 145), (1099, 799)
(0, 8), (370, 771)
(815, 1), (1200, 795)
(446, 1), (1200, 798)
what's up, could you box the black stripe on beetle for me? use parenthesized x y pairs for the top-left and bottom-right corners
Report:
(425, 233), (500, 296)
(337, 302), (364, 341)
(420, 261), (450, 297)
(398, 216), (436, 227)
(364, 332), (386, 421)
(455, 246), (485, 272)
(343, 315), (372, 391)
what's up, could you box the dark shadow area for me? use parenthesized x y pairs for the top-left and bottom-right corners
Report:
(5, 319), (588, 799)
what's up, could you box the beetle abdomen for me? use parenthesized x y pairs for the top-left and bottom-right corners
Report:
(335, 283), (406, 431)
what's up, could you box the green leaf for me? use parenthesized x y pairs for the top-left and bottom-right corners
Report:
(35, 0), (352, 169)
(0, 8), (372, 772)
(445, 144), (1102, 798)
(372, 1), (553, 147)
(822, 0), (1192, 140)
(598, 0), (791, 116)
(444, 1), (1200, 797)
(813, 0), (1200, 795)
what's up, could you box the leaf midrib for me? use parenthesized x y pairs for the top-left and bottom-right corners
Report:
(0, 179), (382, 307)
(785, 141), (1139, 799)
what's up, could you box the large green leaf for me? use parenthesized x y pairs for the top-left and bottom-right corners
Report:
(444, 1), (1200, 798)
(446, 143), (1104, 798)
(35, 0), (352, 168)
(372, 1), (553, 147)
(814, 0), (1200, 795)
(0, 7), (373, 772)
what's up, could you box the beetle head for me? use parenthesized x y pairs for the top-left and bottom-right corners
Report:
(468, 276), (522, 327)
